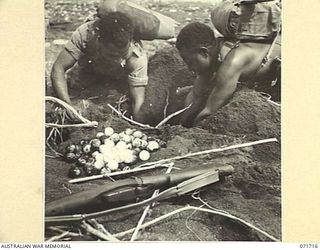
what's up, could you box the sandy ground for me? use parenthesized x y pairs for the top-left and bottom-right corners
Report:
(45, 0), (281, 241)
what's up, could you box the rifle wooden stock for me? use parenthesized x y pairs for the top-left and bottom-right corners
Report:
(45, 165), (234, 217)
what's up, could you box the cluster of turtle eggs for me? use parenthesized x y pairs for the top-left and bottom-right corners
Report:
(64, 127), (166, 178)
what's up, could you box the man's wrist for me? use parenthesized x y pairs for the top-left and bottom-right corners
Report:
(56, 93), (72, 105)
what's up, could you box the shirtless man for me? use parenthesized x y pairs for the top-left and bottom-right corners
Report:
(176, 22), (281, 127)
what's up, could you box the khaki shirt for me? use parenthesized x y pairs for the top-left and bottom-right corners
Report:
(65, 21), (148, 87)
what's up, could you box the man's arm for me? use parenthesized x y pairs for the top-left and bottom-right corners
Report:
(194, 54), (247, 124)
(129, 85), (145, 121)
(180, 73), (213, 127)
(51, 49), (77, 104)
(126, 50), (148, 121)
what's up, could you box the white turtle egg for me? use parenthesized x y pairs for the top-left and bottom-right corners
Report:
(133, 131), (143, 138)
(104, 139), (115, 148)
(99, 144), (114, 154)
(119, 132), (126, 140)
(133, 147), (141, 155)
(132, 138), (141, 148)
(122, 166), (131, 171)
(147, 141), (160, 152)
(94, 160), (105, 170)
(96, 132), (105, 138)
(125, 128), (134, 135)
(139, 150), (150, 161)
(110, 133), (120, 143)
(116, 141), (128, 149)
(102, 151), (111, 162)
(141, 134), (148, 141)
(121, 149), (135, 164)
(121, 134), (132, 144)
(112, 149), (123, 163)
(140, 140), (148, 149)
(107, 160), (119, 171)
(83, 144), (91, 153)
(94, 153), (104, 162)
(104, 127), (114, 137)
(116, 149), (125, 163)
(100, 167), (111, 175)
(91, 151), (100, 158)
(99, 144), (107, 154)
(132, 154), (137, 163)
(122, 154), (137, 165)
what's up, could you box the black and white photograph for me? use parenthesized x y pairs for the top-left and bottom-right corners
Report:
(44, 0), (282, 242)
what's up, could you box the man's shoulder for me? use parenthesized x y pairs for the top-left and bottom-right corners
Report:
(74, 21), (96, 38)
(218, 41), (275, 79)
(221, 45), (252, 69)
(220, 39), (269, 61)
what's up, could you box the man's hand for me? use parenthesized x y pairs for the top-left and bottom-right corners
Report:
(180, 74), (212, 127)
(65, 104), (81, 122)
(193, 107), (212, 124)
(62, 99), (87, 122)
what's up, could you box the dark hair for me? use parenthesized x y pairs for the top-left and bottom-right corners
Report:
(176, 22), (215, 51)
(97, 12), (134, 48)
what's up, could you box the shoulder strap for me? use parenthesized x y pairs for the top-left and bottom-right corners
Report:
(260, 32), (280, 68)
(218, 40), (240, 62)
(248, 31), (280, 85)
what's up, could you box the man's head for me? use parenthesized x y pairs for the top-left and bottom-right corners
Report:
(176, 22), (216, 74)
(95, 12), (134, 64)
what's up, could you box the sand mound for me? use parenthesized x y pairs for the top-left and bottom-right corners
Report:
(199, 88), (280, 139)
(138, 47), (195, 125)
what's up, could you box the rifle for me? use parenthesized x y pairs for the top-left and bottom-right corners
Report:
(45, 164), (234, 224)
